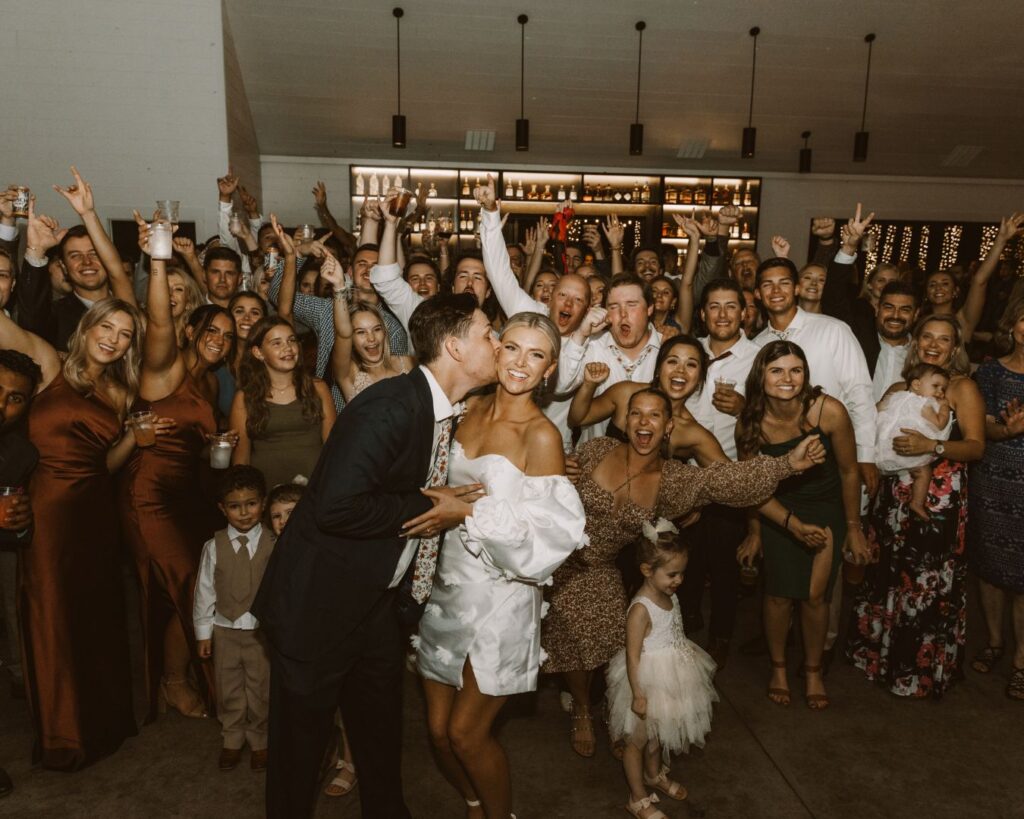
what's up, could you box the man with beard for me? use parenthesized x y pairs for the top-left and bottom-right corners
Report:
(475, 176), (592, 449)
(868, 281), (918, 400)
(680, 277), (761, 663)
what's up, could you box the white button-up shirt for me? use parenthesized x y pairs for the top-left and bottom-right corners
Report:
(872, 336), (910, 403)
(193, 523), (265, 639)
(388, 365), (456, 588)
(686, 333), (760, 461)
(558, 327), (663, 441)
(754, 307), (876, 461)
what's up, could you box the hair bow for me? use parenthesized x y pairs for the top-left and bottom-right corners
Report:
(642, 517), (679, 542)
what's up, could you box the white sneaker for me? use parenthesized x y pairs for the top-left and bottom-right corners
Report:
(559, 691), (573, 713)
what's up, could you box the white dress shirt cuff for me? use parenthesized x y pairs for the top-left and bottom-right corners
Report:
(0, 223), (17, 241)
(835, 249), (857, 264)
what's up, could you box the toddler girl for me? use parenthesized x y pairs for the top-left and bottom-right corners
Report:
(875, 363), (952, 520)
(606, 520), (717, 819)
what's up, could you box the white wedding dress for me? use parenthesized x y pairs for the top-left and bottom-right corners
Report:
(416, 440), (586, 696)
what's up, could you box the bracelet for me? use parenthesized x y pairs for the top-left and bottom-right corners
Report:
(610, 245), (622, 252)
(333, 291), (347, 301)
(846, 519), (864, 528)
(783, 511), (792, 531)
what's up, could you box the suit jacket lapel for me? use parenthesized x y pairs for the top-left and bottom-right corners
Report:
(409, 368), (435, 485)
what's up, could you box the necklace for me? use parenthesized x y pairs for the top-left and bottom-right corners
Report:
(611, 446), (662, 503)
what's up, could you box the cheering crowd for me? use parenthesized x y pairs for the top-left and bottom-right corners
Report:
(0, 167), (1022, 819)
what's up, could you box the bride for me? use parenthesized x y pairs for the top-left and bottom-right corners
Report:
(415, 312), (586, 819)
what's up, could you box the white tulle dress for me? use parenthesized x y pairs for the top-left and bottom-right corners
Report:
(416, 441), (586, 696)
(875, 392), (952, 474)
(606, 595), (718, 761)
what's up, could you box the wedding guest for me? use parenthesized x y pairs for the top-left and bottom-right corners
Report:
(122, 219), (235, 719)
(847, 315), (985, 698)
(2, 298), (144, 769)
(543, 389), (824, 758)
(736, 341), (869, 709)
(417, 313), (585, 819)
(230, 316), (335, 488)
(218, 290), (269, 419)
(968, 298), (1024, 700)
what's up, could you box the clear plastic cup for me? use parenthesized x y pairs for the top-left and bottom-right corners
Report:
(298, 224), (315, 240)
(0, 487), (23, 526)
(714, 377), (737, 394)
(155, 199), (180, 224)
(129, 411), (157, 447)
(12, 187), (30, 219)
(150, 220), (173, 260)
(209, 434), (235, 469)
(229, 211), (244, 235)
(843, 551), (866, 586)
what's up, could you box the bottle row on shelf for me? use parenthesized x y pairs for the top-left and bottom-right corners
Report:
(664, 183), (757, 207)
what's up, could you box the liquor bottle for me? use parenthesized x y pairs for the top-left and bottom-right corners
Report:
(504, 178), (514, 198)
(381, 175), (391, 192)
(632, 182), (641, 201)
(462, 178), (470, 196)
(681, 186), (693, 205)
(369, 173), (380, 196)
(527, 184), (539, 201)
(661, 222), (668, 237)
(694, 186), (706, 206)
(743, 185), (753, 206)
(465, 211), (475, 232)
(355, 174), (365, 196)
(641, 183), (651, 203)
(665, 186), (678, 204)
(732, 185), (741, 206)
(459, 210), (466, 232)
(569, 184), (579, 201)
(604, 185), (613, 202)
(516, 179), (524, 199)
(427, 182), (438, 198)
(582, 184), (593, 202)
(542, 184), (553, 201)
(557, 185), (566, 201)
(475, 178), (481, 191)
(613, 190), (623, 202)
(730, 223), (740, 239)
(741, 221), (750, 240)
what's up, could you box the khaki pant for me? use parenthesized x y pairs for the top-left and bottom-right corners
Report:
(214, 625), (270, 750)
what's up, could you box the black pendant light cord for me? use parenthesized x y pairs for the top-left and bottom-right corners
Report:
(519, 14), (527, 119)
(394, 8), (403, 116)
(860, 33), (875, 131)
(747, 26), (760, 128)
(634, 21), (645, 124)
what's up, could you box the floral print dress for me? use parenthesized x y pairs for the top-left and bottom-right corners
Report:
(847, 422), (967, 699)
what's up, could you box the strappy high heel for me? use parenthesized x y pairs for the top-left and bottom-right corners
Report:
(803, 664), (830, 710)
(159, 675), (208, 718)
(767, 660), (790, 706)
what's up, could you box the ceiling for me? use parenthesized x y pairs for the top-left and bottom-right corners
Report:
(225, 0), (1024, 178)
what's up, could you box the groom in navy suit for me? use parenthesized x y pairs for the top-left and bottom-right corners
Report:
(254, 293), (499, 818)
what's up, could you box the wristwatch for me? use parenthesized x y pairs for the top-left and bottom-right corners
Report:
(933, 441), (945, 456)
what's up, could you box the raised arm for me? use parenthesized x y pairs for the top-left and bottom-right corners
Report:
(962, 213), (1024, 341)
(673, 215), (702, 332)
(522, 215), (550, 295)
(269, 215), (298, 324)
(476, 175), (546, 316)
(54, 166), (135, 306)
(358, 196), (382, 247)
(17, 200), (65, 338)
(321, 255), (355, 389)
(0, 308), (60, 392)
(567, 363), (616, 426)
(312, 181), (356, 257)
(136, 212), (180, 380)
(602, 215), (624, 277)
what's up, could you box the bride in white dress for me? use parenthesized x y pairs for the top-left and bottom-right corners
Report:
(417, 312), (586, 819)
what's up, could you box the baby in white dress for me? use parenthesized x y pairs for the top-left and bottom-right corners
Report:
(875, 363), (952, 520)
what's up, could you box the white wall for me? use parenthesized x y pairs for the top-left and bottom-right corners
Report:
(261, 155), (1024, 262)
(2, 0), (229, 238)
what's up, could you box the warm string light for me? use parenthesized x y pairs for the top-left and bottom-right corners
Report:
(979, 225), (999, 260)
(633, 219), (642, 246)
(881, 224), (897, 264)
(864, 223), (882, 273)
(940, 224), (963, 269)
(899, 225), (913, 263)
(917, 225), (930, 270)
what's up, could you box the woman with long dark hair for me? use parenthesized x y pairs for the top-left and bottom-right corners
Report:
(121, 215), (238, 720)
(0, 297), (145, 768)
(735, 340), (867, 709)
(230, 315), (335, 488)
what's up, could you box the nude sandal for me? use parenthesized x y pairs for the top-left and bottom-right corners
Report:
(324, 759), (357, 797)
(644, 767), (688, 801)
(767, 660), (790, 706)
(625, 792), (668, 819)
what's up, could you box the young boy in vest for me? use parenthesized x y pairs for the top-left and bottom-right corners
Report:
(194, 465), (275, 771)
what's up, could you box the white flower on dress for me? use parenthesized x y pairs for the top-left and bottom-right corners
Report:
(424, 603), (442, 617)
(538, 648), (549, 666)
(540, 601), (551, 619)
(435, 645), (454, 665)
(457, 606), (478, 625)
(409, 634), (422, 650)
(438, 571), (461, 587)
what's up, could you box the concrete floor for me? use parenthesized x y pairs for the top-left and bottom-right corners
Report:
(2, 581), (1023, 819)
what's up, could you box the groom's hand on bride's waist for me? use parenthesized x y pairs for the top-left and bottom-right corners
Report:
(400, 483), (485, 538)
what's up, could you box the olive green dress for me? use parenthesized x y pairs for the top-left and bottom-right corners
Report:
(250, 400), (324, 488)
(760, 427), (845, 600)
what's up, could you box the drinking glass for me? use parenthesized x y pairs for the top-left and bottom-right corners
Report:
(155, 199), (180, 224)
(150, 221), (173, 260)
(129, 411), (157, 447)
(209, 433), (235, 469)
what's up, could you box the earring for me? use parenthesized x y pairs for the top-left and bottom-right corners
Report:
(543, 375), (549, 390)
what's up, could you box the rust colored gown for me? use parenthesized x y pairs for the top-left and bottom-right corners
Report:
(120, 376), (223, 719)
(22, 373), (137, 771)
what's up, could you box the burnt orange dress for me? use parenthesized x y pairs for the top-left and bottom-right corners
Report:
(22, 373), (136, 771)
(120, 376), (223, 719)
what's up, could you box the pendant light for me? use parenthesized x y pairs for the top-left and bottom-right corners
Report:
(741, 26), (760, 158)
(854, 33), (876, 162)
(629, 21), (646, 155)
(391, 7), (406, 148)
(516, 14), (529, 151)
(799, 130), (812, 173)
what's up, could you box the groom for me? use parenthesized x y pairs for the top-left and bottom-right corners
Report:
(254, 293), (500, 818)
